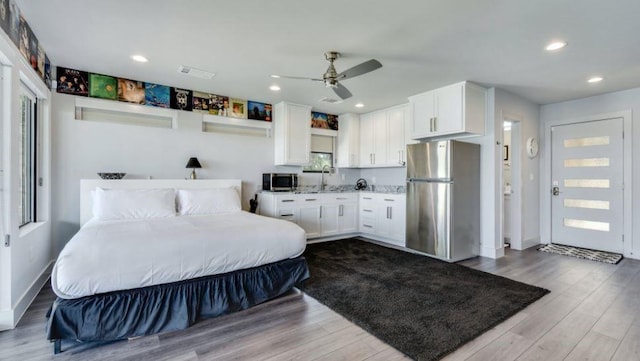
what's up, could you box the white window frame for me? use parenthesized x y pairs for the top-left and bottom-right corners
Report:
(18, 84), (37, 228)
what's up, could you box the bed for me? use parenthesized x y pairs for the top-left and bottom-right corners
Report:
(46, 179), (310, 353)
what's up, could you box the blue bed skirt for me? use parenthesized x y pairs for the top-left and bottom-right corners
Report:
(46, 256), (309, 345)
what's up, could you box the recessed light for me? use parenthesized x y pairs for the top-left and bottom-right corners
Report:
(271, 75), (280, 78)
(131, 54), (148, 63)
(269, 85), (281, 91)
(587, 76), (603, 83)
(545, 41), (567, 51)
(355, 103), (364, 108)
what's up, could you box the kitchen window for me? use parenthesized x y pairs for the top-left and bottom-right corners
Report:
(19, 86), (37, 227)
(303, 135), (334, 172)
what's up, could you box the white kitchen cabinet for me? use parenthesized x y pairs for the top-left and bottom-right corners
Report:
(274, 101), (312, 165)
(409, 81), (486, 139)
(298, 196), (322, 238)
(259, 192), (358, 239)
(336, 113), (360, 168)
(359, 104), (408, 168)
(359, 192), (406, 246)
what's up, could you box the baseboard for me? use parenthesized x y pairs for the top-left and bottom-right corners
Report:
(0, 260), (53, 330)
(522, 237), (540, 250)
(480, 245), (500, 259)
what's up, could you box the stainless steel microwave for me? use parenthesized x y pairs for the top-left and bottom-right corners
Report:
(262, 173), (298, 192)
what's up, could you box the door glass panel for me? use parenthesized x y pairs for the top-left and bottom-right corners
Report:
(564, 218), (610, 232)
(564, 199), (610, 210)
(564, 179), (610, 188)
(564, 136), (610, 148)
(564, 158), (609, 167)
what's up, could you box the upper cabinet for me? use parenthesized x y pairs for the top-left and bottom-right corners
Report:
(274, 102), (312, 166)
(336, 113), (360, 168)
(359, 104), (409, 168)
(409, 81), (486, 139)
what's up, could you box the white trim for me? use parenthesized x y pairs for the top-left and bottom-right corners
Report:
(541, 110), (633, 259)
(203, 113), (271, 137)
(75, 97), (178, 128)
(80, 179), (242, 226)
(0, 260), (53, 330)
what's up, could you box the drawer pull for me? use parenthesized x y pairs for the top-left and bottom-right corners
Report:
(384, 199), (394, 202)
(363, 209), (373, 212)
(281, 199), (295, 203)
(336, 197), (348, 200)
(305, 198), (317, 201)
(363, 224), (373, 228)
(280, 214), (294, 217)
(363, 197), (373, 200)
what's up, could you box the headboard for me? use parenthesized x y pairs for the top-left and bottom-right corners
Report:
(80, 179), (242, 226)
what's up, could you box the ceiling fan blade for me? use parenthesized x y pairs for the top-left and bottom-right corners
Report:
(333, 83), (352, 99)
(337, 59), (382, 80)
(278, 75), (323, 81)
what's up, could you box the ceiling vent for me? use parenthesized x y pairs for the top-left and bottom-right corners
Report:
(320, 97), (343, 104)
(177, 65), (216, 79)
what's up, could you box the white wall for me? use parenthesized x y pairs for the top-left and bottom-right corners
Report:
(0, 32), (52, 329)
(494, 88), (541, 250)
(540, 86), (639, 258)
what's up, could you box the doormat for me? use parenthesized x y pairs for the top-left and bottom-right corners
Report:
(538, 243), (622, 264)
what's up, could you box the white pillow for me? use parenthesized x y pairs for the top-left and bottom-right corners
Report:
(93, 188), (176, 220)
(177, 188), (241, 216)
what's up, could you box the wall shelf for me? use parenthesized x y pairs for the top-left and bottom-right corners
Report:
(202, 114), (272, 137)
(311, 128), (338, 137)
(75, 97), (178, 128)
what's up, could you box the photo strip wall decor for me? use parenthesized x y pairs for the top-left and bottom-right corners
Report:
(55, 66), (274, 122)
(0, 0), (51, 87)
(311, 111), (339, 130)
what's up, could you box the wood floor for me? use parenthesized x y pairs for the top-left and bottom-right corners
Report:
(1, 246), (639, 361)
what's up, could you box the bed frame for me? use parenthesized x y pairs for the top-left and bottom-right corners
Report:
(47, 179), (310, 353)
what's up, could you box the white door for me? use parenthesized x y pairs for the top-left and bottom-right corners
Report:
(551, 118), (623, 253)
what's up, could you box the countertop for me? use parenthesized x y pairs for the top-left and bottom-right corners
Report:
(261, 184), (406, 194)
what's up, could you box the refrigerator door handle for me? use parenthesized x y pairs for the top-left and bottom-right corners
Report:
(407, 178), (453, 183)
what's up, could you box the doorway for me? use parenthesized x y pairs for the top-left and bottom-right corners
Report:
(502, 119), (522, 250)
(550, 118), (623, 253)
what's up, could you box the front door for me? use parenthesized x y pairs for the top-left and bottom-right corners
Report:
(550, 118), (624, 253)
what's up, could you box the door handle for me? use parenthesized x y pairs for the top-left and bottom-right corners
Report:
(339, 204), (344, 216)
(552, 186), (561, 196)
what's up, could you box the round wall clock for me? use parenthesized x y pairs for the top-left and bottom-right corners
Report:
(526, 137), (539, 158)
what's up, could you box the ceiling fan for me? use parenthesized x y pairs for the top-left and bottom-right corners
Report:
(275, 51), (382, 100)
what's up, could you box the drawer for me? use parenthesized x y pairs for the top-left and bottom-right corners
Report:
(330, 193), (358, 203)
(360, 218), (376, 233)
(275, 195), (298, 206)
(277, 209), (296, 222)
(360, 207), (375, 217)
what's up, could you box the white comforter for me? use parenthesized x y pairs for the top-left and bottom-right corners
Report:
(52, 211), (306, 299)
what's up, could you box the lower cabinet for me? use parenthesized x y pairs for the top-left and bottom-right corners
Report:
(259, 193), (358, 239)
(359, 192), (406, 247)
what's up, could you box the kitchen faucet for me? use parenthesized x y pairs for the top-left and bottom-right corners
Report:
(321, 165), (332, 191)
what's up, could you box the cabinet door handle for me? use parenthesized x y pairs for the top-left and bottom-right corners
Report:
(320, 207), (322, 218)
(398, 150), (402, 164)
(305, 198), (316, 201)
(429, 117), (434, 132)
(373, 153), (376, 164)
(339, 204), (344, 216)
(433, 116), (437, 132)
(282, 199), (295, 202)
(370, 153), (373, 165)
(388, 206), (393, 219)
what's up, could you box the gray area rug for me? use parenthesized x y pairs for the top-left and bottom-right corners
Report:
(303, 239), (549, 361)
(538, 243), (622, 264)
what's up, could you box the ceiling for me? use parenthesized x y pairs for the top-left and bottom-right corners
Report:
(15, 0), (640, 114)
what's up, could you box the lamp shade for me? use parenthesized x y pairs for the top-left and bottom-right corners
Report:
(185, 157), (202, 169)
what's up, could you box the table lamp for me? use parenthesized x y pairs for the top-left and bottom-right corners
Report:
(185, 157), (202, 179)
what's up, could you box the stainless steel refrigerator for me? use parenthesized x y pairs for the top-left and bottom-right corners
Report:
(406, 140), (480, 262)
